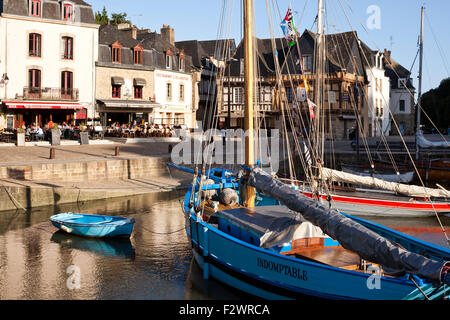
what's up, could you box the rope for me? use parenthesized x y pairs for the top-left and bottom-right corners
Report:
(0, 180), (28, 212)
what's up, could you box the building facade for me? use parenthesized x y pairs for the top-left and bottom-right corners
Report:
(96, 23), (197, 128)
(0, 0), (98, 129)
(384, 50), (416, 136)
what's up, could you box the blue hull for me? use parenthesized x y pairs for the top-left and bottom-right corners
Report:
(50, 213), (135, 238)
(179, 167), (450, 300)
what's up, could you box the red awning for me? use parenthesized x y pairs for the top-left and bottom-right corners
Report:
(3, 100), (84, 110)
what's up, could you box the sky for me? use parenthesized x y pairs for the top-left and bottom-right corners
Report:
(87, 0), (450, 93)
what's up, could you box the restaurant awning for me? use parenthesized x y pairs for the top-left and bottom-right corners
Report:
(111, 77), (125, 85)
(134, 78), (147, 86)
(96, 99), (161, 111)
(3, 100), (84, 110)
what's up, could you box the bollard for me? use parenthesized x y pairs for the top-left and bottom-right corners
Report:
(115, 146), (120, 156)
(49, 148), (55, 159)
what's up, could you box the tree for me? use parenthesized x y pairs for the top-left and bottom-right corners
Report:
(110, 12), (131, 26)
(95, 6), (109, 25)
(420, 77), (450, 131)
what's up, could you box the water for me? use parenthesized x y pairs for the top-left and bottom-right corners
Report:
(0, 192), (448, 300)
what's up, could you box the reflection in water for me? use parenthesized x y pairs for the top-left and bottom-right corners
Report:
(0, 191), (448, 300)
(50, 231), (136, 259)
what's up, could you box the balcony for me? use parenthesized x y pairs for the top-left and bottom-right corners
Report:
(23, 87), (79, 101)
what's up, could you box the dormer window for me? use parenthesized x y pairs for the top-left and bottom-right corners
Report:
(165, 49), (173, 69)
(62, 2), (74, 22)
(30, 0), (41, 17)
(111, 41), (122, 63)
(179, 55), (185, 72)
(398, 78), (407, 89)
(133, 45), (143, 65)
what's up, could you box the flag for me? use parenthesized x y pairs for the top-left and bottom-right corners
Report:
(280, 6), (297, 47)
(307, 98), (316, 120)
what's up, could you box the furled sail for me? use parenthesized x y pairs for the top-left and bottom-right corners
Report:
(417, 131), (450, 148)
(342, 167), (414, 183)
(248, 168), (449, 285)
(320, 167), (450, 199)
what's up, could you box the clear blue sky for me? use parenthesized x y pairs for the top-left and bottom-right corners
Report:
(88, 0), (450, 93)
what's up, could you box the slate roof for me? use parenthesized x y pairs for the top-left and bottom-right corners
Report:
(227, 29), (366, 78)
(0, 0), (95, 24)
(98, 24), (194, 73)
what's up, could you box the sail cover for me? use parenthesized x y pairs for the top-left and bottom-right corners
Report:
(320, 167), (450, 199)
(248, 168), (449, 284)
(341, 167), (414, 183)
(417, 131), (450, 148)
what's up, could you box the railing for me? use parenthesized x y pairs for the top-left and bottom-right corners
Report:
(23, 87), (79, 101)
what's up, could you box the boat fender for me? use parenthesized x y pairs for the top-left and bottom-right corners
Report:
(61, 225), (73, 234)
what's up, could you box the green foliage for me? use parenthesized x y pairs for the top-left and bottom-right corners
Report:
(95, 6), (109, 25)
(95, 7), (131, 26)
(110, 12), (131, 26)
(421, 77), (450, 130)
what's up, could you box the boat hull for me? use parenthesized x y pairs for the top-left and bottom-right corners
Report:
(187, 214), (443, 300)
(301, 191), (450, 217)
(50, 213), (135, 238)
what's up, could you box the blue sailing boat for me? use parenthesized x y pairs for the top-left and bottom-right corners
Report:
(169, 0), (450, 300)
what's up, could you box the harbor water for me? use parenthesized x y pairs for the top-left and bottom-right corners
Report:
(0, 191), (448, 300)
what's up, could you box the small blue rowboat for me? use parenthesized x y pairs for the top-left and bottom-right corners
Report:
(50, 213), (135, 238)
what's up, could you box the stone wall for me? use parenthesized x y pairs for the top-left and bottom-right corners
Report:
(0, 157), (169, 182)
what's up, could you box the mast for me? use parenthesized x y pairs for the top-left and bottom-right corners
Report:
(416, 6), (424, 160)
(243, 0), (256, 207)
(313, 0), (325, 187)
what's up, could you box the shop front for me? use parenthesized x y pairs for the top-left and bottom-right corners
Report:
(1, 100), (85, 128)
(97, 99), (161, 126)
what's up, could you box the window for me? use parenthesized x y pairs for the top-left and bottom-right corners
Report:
(61, 71), (73, 98)
(62, 3), (74, 21)
(399, 99), (405, 112)
(30, 0), (41, 17)
(179, 56), (185, 72)
(166, 83), (172, 100)
(62, 36), (74, 60)
(302, 55), (312, 73)
(133, 46), (143, 65)
(285, 87), (293, 103)
(398, 78), (407, 89)
(112, 42), (122, 63)
(233, 87), (243, 104)
(29, 33), (41, 57)
(112, 85), (121, 98)
(134, 86), (143, 99)
(239, 59), (244, 76)
(29, 69), (41, 89)
(179, 84), (184, 101)
(166, 54), (172, 69)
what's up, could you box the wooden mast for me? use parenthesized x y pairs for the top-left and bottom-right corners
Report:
(243, 0), (255, 207)
(415, 6), (425, 160)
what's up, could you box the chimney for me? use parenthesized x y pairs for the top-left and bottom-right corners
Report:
(161, 24), (175, 45)
(117, 23), (138, 39)
(384, 49), (391, 62)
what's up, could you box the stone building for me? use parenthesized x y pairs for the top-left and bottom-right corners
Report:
(96, 24), (198, 128)
(0, 0), (99, 128)
(216, 29), (368, 139)
(383, 49), (416, 136)
(175, 39), (236, 130)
